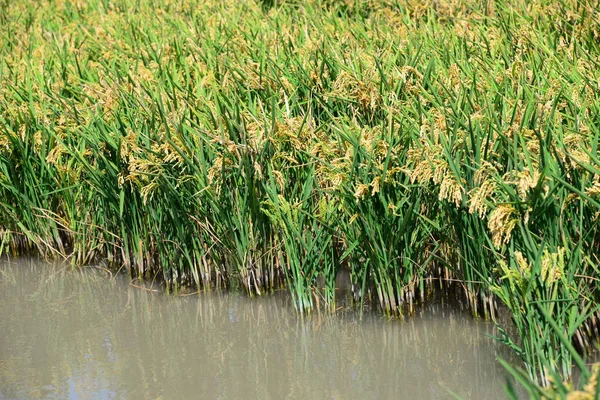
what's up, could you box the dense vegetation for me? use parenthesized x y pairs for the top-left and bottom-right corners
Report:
(1, 0), (599, 394)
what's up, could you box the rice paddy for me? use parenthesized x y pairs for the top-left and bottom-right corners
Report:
(1, 0), (599, 395)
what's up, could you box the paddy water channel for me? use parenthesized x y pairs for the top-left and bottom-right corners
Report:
(0, 258), (521, 399)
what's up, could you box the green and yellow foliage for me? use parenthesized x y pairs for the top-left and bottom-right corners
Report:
(1, 0), (599, 391)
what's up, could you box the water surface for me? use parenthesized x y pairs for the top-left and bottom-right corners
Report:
(0, 258), (518, 399)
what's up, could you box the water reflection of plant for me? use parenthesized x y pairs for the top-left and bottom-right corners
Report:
(1, 260), (511, 399)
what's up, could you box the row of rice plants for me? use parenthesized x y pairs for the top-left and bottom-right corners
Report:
(1, 0), (599, 387)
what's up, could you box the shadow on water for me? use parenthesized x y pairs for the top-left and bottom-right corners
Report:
(0, 258), (523, 399)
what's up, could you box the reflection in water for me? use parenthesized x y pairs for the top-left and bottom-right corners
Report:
(0, 258), (518, 399)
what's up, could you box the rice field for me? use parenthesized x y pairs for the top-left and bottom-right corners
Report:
(1, 0), (599, 395)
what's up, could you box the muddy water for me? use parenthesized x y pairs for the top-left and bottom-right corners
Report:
(0, 258), (519, 399)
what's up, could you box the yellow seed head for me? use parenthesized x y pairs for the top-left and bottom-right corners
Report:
(354, 183), (369, 200)
(488, 204), (519, 248)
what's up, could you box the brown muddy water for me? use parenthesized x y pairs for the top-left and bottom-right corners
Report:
(0, 258), (521, 399)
